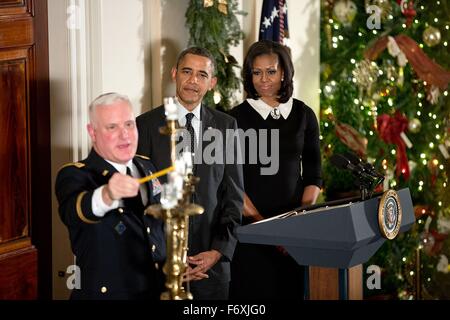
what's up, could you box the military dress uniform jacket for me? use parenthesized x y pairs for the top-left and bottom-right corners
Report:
(136, 104), (244, 296)
(55, 149), (166, 300)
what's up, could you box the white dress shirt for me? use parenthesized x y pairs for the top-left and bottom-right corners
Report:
(176, 101), (201, 144)
(92, 159), (148, 217)
(247, 97), (293, 120)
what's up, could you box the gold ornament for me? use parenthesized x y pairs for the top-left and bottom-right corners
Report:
(423, 26), (441, 47)
(218, 0), (228, 15)
(333, 0), (357, 27)
(321, 63), (332, 81)
(203, 0), (227, 15)
(203, 0), (214, 8)
(383, 60), (398, 83)
(408, 118), (421, 133)
(352, 59), (379, 97)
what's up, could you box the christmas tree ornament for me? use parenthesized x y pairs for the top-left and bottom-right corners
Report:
(428, 158), (439, 186)
(420, 231), (436, 253)
(203, 0), (214, 7)
(352, 59), (379, 96)
(217, 0), (228, 15)
(437, 216), (450, 234)
(397, 66), (404, 87)
(408, 160), (417, 173)
(321, 63), (332, 80)
(436, 255), (449, 274)
(408, 118), (421, 133)
(397, 0), (416, 27)
(438, 144), (449, 159)
(323, 81), (337, 98)
(426, 230), (448, 256)
(414, 205), (433, 218)
(333, 0), (357, 27)
(423, 26), (441, 47)
(426, 85), (440, 105)
(384, 61), (398, 82)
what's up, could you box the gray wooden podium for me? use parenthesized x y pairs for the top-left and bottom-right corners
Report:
(235, 188), (415, 300)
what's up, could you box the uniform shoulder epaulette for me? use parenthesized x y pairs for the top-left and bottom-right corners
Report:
(135, 154), (150, 160)
(59, 162), (86, 171)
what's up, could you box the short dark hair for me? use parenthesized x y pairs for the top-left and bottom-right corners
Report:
(243, 40), (294, 103)
(175, 46), (217, 75)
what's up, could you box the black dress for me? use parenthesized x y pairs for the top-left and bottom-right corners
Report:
(229, 99), (322, 300)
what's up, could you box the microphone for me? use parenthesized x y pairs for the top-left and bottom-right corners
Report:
(330, 153), (377, 185)
(330, 153), (382, 200)
(343, 152), (385, 181)
(330, 153), (361, 173)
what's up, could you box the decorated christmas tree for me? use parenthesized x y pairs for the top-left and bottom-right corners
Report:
(185, 0), (246, 110)
(320, 0), (450, 299)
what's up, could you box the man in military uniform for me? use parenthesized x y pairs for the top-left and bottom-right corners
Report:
(55, 93), (165, 300)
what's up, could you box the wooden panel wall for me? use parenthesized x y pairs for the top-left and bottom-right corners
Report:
(0, 0), (51, 299)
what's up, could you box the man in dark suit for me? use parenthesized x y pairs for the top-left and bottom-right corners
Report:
(55, 93), (165, 300)
(136, 47), (244, 300)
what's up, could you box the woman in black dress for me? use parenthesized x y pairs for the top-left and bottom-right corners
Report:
(229, 40), (322, 300)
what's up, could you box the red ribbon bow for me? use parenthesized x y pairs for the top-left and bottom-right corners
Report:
(377, 112), (410, 180)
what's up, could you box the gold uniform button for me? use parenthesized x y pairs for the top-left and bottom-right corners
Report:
(118, 208), (124, 214)
(151, 245), (156, 252)
(101, 286), (107, 293)
(146, 227), (151, 234)
(154, 263), (159, 270)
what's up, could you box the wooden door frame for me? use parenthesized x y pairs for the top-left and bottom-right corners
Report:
(30, 0), (52, 300)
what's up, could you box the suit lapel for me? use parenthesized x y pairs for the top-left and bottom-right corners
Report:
(195, 105), (217, 176)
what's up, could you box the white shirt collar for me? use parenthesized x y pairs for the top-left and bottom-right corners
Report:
(247, 97), (293, 120)
(105, 159), (133, 175)
(177, 101), (202, 125)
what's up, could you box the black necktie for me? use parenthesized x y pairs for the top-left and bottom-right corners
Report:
(124, 166), (144, 214)
(185, 113), (196, 154)
(185, 113), (197, 175)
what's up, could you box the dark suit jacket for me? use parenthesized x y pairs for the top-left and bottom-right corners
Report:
(136, 104), (244, 286)
(55, 149), (166, 300)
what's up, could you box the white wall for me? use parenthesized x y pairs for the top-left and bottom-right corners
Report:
(289, 0), (320, 115)
(98, 0), (147, 112)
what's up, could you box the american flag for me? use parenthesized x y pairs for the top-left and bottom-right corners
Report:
(259, 0), (289, 45)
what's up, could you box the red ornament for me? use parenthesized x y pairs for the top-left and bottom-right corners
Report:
(377, 112), (410, 180)
(397, 0), (416, 27)
(414, 205), (434, 219)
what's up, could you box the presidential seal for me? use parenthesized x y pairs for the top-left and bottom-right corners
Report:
(378, 190), (402, 240)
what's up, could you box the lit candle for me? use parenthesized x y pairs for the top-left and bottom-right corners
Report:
(164, 97), (178, 120)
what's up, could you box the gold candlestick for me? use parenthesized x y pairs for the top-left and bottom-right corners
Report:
(145, 97), (203, 300)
